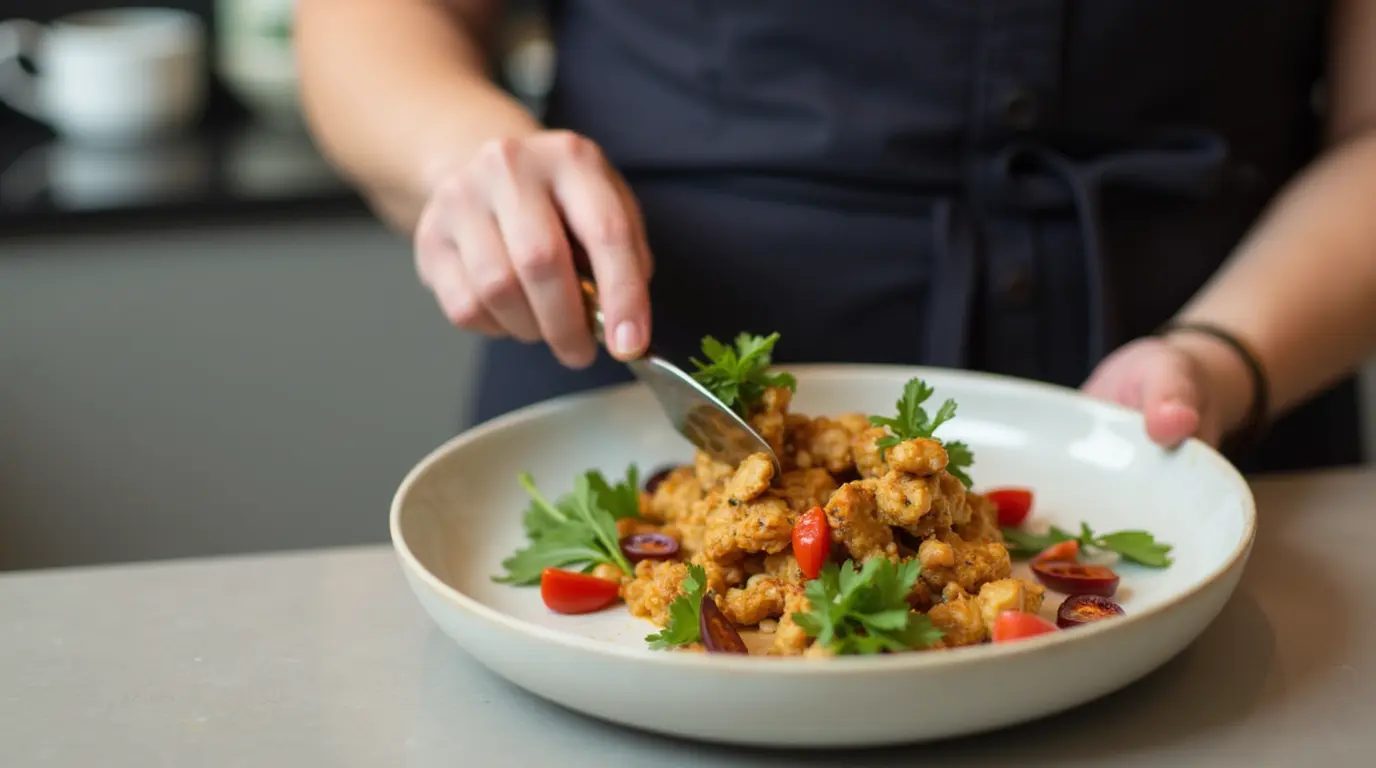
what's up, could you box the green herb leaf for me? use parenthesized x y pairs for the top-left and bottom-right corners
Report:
(494, 467), (640, 585)
(943, 441), (975, 489)
(999, 524), (1076, 559)
(999, 523), (1174, 568)
(645, 563), (707, 649)
(867, 377), (976, 487)
(1083, 526), (1174, 568)
(792, 558), (943, 655)
(689, 332), (796, 416)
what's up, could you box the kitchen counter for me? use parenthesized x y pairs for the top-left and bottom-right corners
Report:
(2, 468), (1372, 767)
(0, 115), (365, 238)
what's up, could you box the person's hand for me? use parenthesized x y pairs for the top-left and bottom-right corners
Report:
(1082, 331), (1254, 449)
(414, 130), (654, 368)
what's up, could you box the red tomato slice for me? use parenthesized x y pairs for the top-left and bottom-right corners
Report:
(792, 506), (831, 580)
(992, 610), (1059, 643)
(540, 568), (621, 614)
(1033, 539), (1080, 563)
(986, 487), (1034, 527)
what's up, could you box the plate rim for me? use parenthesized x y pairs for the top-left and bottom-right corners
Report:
(390, 363), (1257, 674)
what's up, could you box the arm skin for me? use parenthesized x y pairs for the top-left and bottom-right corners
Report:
(294, 0), (537, 233)
(1168, 0), (1376, 431)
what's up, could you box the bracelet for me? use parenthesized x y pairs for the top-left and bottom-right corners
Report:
(1156, 320), (1270, 459)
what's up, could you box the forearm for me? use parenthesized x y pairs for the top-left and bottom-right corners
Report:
(295, 0), (539, 232)
(1174, 130), (1376, 420)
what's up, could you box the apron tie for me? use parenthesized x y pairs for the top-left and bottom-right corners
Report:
(968, 129), (1230, 366)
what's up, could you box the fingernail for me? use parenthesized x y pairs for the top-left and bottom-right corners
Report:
(613, 321), (642, 358)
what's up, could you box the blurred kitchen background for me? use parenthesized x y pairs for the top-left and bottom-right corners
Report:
(1, 2), (1372, 573)
(0, 0), (554, 571)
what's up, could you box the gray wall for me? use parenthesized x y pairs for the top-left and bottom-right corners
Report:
(0, 216), (481, 570)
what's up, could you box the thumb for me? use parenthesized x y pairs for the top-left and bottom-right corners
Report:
(1140, 357), (1203, 448)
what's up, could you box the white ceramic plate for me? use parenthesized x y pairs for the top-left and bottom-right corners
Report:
(390, 365), (1255, 747)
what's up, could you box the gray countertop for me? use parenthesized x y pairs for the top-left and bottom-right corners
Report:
(3, 469), (1373, 767)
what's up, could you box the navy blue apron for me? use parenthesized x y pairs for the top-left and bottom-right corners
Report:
(472, 0), (1361, 473)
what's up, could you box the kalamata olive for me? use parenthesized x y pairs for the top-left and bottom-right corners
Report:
(699, 595), (749, 654)
(643, 464), (681, 495)
(1030, 560), (1120, 597)
(1056, 594), (1127, 629)
(620, 532), (680, 563)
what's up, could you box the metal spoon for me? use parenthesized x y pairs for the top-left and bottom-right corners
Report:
(579, 279), (782, 474)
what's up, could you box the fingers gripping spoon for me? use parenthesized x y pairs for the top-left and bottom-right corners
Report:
(578, 279), (782, 475)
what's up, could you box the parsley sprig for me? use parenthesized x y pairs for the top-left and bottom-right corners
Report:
(645, 563), (708, 649)
(493, 466), (641, 585)
(867, 378), (975, 487)
(1001, 522), (1174, 568)
(793, 558), (944, 655)
(690, 332), (796, 416)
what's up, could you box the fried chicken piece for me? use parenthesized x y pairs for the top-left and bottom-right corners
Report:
(919, 531), (1013, 596)
(763, 551), (806, 588)
(695, 553), (749, 596)
(774, 468), (839, 513)
(823, 481), (899, 562)
(703, 495), (794, 562)
(669, 491), (714, 558)
(851, 426), (889, 479)
(791, 416), (858, 475)
(870, 473), (943, 533)
(693, 450), (734, 490)
(748, 386), (792, 458)
(646, 465), (702, 523)
(725, 452), (775, 504)
(954, 490), (1002, 543)
(976, 578), (1046, 640)
(885, 438), (948, 476)
(927, 584), (986, 648)
(769, 588), (813, 656)
(721, 573), (788, 626)
(623, 559), (690, 626)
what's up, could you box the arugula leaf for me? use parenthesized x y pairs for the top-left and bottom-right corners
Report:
(494, 467), (639, 585)
(645, 563), (707, 649)
(867, 377), (976, 487)
(1000, 522), (1174, 568)
(689, 332), (796, 416)
(792, 558), (943, 655)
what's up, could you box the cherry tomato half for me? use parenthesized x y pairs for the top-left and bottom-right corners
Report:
(1030, 561), (1120, 597)
(539, 568), (621, 614)
(792, 506), (831, 580)
(1033, 539), (1080, 563)
(986, 487), (1034, 527)
(992, 610), (1059, 643)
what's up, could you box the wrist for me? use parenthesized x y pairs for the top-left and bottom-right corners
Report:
(1158, 322), (1268, 449)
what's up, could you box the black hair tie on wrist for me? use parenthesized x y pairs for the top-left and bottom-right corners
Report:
(1156, 320), (1270, 460)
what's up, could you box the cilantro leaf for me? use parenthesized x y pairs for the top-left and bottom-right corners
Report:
(943, 441), (975, 489)
(867, 377), (976, 487)
(689, 332), (796, 416)
(1000, 522), (1173, 568)
(645, 563), (707, 649)
(792, 558), (943, 655)
(494, 467), (639, 585)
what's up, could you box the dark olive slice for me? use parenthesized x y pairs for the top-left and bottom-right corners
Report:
(699, 596), (748, 654)
(620, 532), (680, 563)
